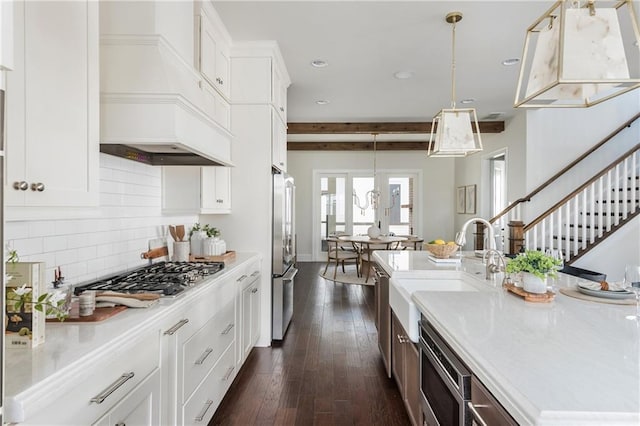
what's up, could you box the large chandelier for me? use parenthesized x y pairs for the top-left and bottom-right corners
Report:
(515, 0), (640, 108)
(428, 12), (483, 158)
(353, 133), (381, 215)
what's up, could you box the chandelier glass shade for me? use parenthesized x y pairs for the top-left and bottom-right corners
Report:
(428, 12), (483, 158)
(514, 0), (640, 108)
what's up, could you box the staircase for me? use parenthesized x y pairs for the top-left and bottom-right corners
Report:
(523, 145), (639, 264)
(489, 112), (640, 265)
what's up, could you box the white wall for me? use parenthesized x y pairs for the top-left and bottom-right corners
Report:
(287, 150), (455, 260)
(525, 91), (639, 222)
(5, 154), (197, 287)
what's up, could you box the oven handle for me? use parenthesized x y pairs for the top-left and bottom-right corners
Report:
(467, 402), (489, 426)
(420, 337), (465, 398)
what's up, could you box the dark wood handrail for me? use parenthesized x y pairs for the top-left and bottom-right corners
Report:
(489, 111), (640, 224)
(524, 143), (640, 232)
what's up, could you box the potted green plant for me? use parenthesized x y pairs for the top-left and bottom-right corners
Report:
(505, 250), (563, 294)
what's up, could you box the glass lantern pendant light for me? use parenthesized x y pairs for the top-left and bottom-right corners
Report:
(428, 12), (483, 158)
(514, 0), (640, 108)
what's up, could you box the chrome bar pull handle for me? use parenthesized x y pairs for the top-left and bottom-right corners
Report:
(164, 318), (189, 335)
(222, 366), (235, 381)
(194, 400), (214, 422)
(194, 348), (214, 365)
(251, 287), (258, 294)
(466, 402), (489, 426)
(236, 274), (248, 282)
(250, 271), (260, 277)
(221, 323), (234, 335)
(90, 372), (135, 404)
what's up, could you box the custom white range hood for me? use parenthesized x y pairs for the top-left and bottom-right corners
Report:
(100, 34), (232, 167)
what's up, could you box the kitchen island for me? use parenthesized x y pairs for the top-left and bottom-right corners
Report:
(4, 252), (261, 425)
(374, 250), (640, 425)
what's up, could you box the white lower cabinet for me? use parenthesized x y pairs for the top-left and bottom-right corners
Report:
(21, 330), (161, 425)
(241, 268), (261, 363)
(161, 269), (239, 426)
(9, 255), (261, 426)
(92, 369), (161, 426)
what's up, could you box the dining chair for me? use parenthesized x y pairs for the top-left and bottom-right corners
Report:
(360, 242), (390, 283)
(397, 235), (424, 250)
(324, 237), (360, 279)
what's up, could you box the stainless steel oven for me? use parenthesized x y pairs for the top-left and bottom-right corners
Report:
(419, 316), (472, 426)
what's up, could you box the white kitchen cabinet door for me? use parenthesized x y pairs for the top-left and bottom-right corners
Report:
(201, 166), (231, 214)
(202, 82), (230, 131)
(0, 0), (13, 70)
(271, 109), (287, 172)
(5, 0), (99, 220)
(198, 10), (230, 100)
(162, 166), (231, 215)
(92, 369), (161, 426)
(241, 270), (261, 362)
(272, 64), (287, 123)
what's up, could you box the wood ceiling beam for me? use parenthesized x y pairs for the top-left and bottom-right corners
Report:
(287, 141), (432, 151)
(287, 121), (505, 134)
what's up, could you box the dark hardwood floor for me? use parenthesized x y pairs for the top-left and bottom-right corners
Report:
(209, 262), (410, 426)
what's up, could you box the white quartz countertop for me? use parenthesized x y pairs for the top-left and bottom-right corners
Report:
(380, 251), (639, 425)
(4, 252), (260, 422)
(373, 249), (472, 277)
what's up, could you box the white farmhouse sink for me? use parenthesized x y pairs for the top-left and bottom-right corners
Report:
(390, 271), (492, 342)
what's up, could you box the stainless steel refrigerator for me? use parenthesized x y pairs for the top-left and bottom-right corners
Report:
(272, 171), (296, 341)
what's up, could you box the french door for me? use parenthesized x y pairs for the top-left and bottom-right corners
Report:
(315, 171), (419, 260)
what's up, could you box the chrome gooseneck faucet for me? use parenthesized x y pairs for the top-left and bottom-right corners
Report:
(454, 217), (495, 251)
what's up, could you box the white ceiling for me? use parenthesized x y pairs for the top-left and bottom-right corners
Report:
(211, 1), (546, 124)
(214, 1), (640, 126)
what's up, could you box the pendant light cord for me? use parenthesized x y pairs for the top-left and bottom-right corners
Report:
(450, 18), (457, 109)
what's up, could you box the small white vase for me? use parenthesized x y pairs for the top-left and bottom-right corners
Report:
(190, 231), (207, 256)
(522, 272), (548, 294)
(367, 225), (381, 239)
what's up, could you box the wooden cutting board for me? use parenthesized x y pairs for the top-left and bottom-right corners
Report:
(503, 282), (555, 303)
(47, 305), (128, 323)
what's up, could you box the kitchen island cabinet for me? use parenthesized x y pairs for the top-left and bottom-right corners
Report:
(373, 250), (640, 425)
(4, 253), (261, 426)
(6, 0), (99, 220)
(391, 311), (421, 426)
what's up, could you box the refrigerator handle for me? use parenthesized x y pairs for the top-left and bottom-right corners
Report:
(283, 267), (298, 282)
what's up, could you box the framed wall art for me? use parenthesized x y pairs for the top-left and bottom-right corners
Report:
(465, 184), (476, 214)
(456, 186), (466, 214)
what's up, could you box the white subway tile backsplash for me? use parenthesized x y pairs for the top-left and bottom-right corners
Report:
(5, 154), (198, 286)
(43, 235), (68, 252)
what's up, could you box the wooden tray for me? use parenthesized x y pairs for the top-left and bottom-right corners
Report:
(190, 250), (236, 264)
(503, 282), (555, 303)
(47, 305), (128, 323)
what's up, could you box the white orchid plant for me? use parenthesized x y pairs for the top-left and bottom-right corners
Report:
(5, 246), (68, 321)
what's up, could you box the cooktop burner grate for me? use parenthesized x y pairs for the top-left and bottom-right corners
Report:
(74, 261), (225, 297)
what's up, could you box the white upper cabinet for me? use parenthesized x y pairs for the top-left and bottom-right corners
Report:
(162, 166), (231, 215)
(197, 5), (231, 101)
(0, 0), (13, 70)
(231, 42), (291, 172)
(231, 49), (290, 124)
(5, 0), (99, 220)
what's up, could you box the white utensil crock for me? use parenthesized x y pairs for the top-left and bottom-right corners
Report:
(173, 241), (190, 262)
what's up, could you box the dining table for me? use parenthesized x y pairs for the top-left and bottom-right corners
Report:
(338, 235), (407, 282)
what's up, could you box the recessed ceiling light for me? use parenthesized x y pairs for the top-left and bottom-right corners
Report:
(502, 58), (520, 66)
(316, 100), (330, 105)
(460, 98), (476, 104)
(310, 59), (328, 68)
(393, 71), (414, 79)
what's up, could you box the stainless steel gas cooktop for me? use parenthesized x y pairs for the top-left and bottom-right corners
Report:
(73, 261), (225, 297)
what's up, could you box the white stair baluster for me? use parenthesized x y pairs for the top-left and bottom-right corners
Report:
(589, 182), (596, 244)
(622, 158), (629, 220)
(598, 176), (604, 238)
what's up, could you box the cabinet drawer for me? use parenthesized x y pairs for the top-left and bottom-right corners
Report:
(25, 331), (160, 425)
(182, 344), (235, 426)
(182, 299), (235, 401)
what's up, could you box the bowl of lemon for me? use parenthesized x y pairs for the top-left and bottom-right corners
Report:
(424, 239), (459, 259)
